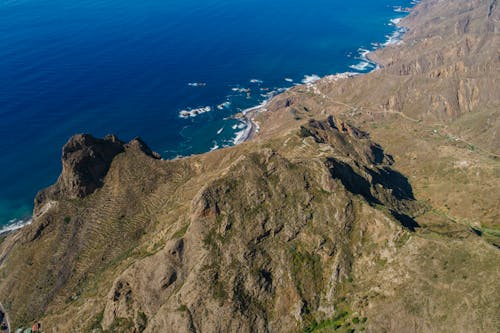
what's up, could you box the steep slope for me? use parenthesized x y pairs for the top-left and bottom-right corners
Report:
(255, 0), (499, 245)
(0, 116), (498, 332)
(0, 0), (499, 332)
(97, 117), (424, 332)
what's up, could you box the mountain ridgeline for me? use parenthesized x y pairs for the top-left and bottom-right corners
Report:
(0, 0), (499, 332)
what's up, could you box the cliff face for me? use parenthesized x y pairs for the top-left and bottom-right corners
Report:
(0, 0), (499, 332)
(34, 134), (125, 210)
(35, 134), (161, 208)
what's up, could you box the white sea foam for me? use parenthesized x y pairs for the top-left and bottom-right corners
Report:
(348, 15), (408, 75)
(393, 6), (410, 13)
(240, 100), (268, 115)
(0, 218), (32, 234)
(383, 17), (408, 46)
(259, 87), (288, 100)
(323, 72), (360, 82)
(188, 82), (207, 87)
(210, 142), (220, 151)
(359, 48), (371, 58)
(383, 29), (405, 46)
(349, 61), (372, 71)
(348, 47), (377, 72)
(231, 87), (251, 93)
(302, 74), (321, 84)
(226, 6), (413, 148)
(389, 18), (403, 26)
(231, 96), (275, 145)
(233, 122), (251, 145)
(217, 101), (231, 110)
(179, 106), (212, 118)
(217, 127), (224, 135)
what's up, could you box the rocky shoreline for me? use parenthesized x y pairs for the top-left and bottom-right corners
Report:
(237, 4), (414, 144)
(0, 0), (498, 331)
(0, 2), (413, 235)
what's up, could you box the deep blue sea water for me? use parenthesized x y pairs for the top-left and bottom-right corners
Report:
(0, 0), (413, 231)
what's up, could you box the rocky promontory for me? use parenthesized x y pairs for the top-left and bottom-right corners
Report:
(0, 0), (498, 332)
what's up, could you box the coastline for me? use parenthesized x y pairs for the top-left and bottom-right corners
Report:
(0, 1), (417, 236)
(0, 218), (32, 236)
(236, 2), (416, 144)
(233, 100), (269, 144)
(236, 108), (261, 144)
(3, 0), (499, 330)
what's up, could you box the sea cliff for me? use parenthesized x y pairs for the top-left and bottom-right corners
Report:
(0, 0), (498, 332)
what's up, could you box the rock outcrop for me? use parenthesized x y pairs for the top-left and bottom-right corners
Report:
(34, 134), (160, 213)
(0, 0), (498, 332)
(96, 117), (423, 332)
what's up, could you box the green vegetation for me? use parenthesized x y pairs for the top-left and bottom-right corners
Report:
(136, 311), (147, 332)
(289, 244), (323, 306)
(105, 317), (135, 333)
(1, 12), (499, 330)
(176, 304), (188, 312)
(203, 229), (223, 255)
(88, 310), (104, 331)
(212, 280), (227, 302)
(376, 257), (387, 267)
(395, 232), (411, 247)
(172, 223), (189, 239)
(299, 126), (314, 138)
(302, 311), (349, 332)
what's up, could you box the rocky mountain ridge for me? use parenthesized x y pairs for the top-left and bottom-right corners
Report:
(0, 0), (498, 332)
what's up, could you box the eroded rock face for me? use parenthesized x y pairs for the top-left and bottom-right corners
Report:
(57, 134), (125, 198)
(300, 116), (389, 165)
(34, 134), (160, 212)
(1, 0), (498, 331)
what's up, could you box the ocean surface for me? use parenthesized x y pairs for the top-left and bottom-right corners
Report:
(0, 0), (413, 231)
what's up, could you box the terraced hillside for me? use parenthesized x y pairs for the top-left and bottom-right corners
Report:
(0, 0), (499, 332)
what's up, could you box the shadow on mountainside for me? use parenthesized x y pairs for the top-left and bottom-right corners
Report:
(327, 159), (382, 204)
(367, 167), (415, 201)
(326, 158), (420, 231)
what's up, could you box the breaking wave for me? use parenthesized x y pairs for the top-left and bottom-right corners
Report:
(0, 217), (32, 234)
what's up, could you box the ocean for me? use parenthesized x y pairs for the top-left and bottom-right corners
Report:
(0, 0), (413, 232)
